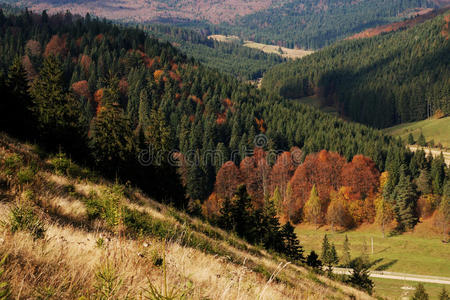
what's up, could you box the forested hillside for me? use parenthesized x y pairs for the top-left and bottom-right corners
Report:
(0, 8), (448, 255)
(139, 23), (284, 80)
(217, 0), (443, 49)
(15, 0), (448, 49)
(262, 11), (450, 128)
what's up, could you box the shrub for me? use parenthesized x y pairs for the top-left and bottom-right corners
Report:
(0, 254), (11, 300)
(17, 167), (35, 184)
(9, 205), (45, 239)
(2, 154), (22, 176)
(84, 185), (124, 229)
(93, 261), (123, 300)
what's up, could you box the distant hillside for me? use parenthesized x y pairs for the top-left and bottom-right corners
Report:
(384, 116), (450, 149)
(13, 0), (449, 49)
(262, 11), (450, 128)
(347, 6), (450, 39)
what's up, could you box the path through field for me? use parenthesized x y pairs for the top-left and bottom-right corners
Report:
(332, 267), (450, 285)
(408, 145), (450, 165)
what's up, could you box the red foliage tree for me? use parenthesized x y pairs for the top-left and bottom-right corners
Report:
(270, 151), (296, 201)
(341, 155), (380, 200)
(44, 35), (67, 57)
(71, 80), (91, 100)
(25, 40), (41, 57)
(215, 161), (242, 200)
(289, 150), (346, 221)
(80, 54), (92, 74)
(239, 148), (270, 208)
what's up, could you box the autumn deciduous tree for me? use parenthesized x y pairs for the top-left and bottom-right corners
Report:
(270, 151), (296, 200)
(341, 155), (380, 200)
(44, 35), (67, 57)
(327, 188), (352, 230)
(215, 161), (241, 200)
(72, 80), (91, 100)
(290, 150), (346, 220)
(375, 172), (394, 237)
(239, 149), (270, 208)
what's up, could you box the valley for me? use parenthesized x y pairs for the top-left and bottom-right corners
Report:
(0, 3), (448, 300)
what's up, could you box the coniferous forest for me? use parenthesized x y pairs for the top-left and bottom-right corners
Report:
(262, 12), (450, 128)
(0, 7), (449, 256)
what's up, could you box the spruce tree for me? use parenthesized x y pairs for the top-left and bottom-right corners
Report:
(29, 55), (85, 153)
(2, 56), (33, 137)
(439, 287), (449, 300)
(418, 133), (426, 147)
(393, 170), (418, 231)
(412, 283), (429, 300)
(280, 221), (304, 262)
(342, 235), (351, 267)
(347, 257), (373, 295)
(306, 250), (322, 270)
(408, 133), (414, 145)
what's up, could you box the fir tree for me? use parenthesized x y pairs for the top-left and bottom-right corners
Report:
(412, 283), (429, 300)
(342, 235), (351, 267)
(280, 221), (304, 262)
(418, 133), (426, 147)
(306, 250), (322, 270)
(407, 133), (414, 145)
(439, 287), (449, 300)
(393, 170), (418, 231)
(347, 257), (373, 295)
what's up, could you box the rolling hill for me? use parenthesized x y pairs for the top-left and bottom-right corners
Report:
(13, 0), (450, 49)
(262, 10), (450, 128)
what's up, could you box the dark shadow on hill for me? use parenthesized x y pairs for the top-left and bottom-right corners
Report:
(375, 259), (398, 271)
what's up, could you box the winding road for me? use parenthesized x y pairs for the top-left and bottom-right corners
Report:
(332, 267), (450, 285)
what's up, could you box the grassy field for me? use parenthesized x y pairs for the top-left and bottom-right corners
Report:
(372, 278), (448, 299)
(208, 34), (314, 59)
(295, 223), (450, 277)
(295, 223), (450, 299)
(384, 116), (450, 149)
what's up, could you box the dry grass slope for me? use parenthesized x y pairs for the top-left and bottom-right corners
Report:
(0, 133), (373, 299)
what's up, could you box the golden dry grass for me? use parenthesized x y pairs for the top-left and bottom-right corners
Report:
(0, 133), (373, 299)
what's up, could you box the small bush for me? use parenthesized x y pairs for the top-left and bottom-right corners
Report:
(17, 168), (35, 184)
(96, 237), (105, 248)
(3, 154), (22, 172)
(84, 185), (124, 228)
(9, 205), (45, 239)
(150, 249), (163, 267)
(0, 254), (11, 300)
(93, 261), (123, 300)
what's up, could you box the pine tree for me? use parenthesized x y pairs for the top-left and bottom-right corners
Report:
(306, 250), (322, 270)
(439, 287), (449, 300)
(408, 133), (415, 145)
(280, 221), (304, 262)
(393, 170), (418, 231)
(305, 184), (322, 229)
(263, 196), (283, 251)
(418, 133), (426, 147)
(1, 56), (33, 137)
(342, 235), (351, 267)
(416, 169), (432, 195)
(321, 235), (339, 275)
(412, 283), (429, 300)
(431, 153), (445, 195)
(89, 78), (134, 174)
(347, 257), (373, 295)
(29, 55), (85, 153)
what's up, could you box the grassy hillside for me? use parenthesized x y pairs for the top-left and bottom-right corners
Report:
(0, 133), (373, 299)
(384, 116), (450, 149)
(294, 223), (450, 299)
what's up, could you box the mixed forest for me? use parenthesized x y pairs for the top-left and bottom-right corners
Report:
(262, 11), (450, 128)
(0, 8), (449, 261)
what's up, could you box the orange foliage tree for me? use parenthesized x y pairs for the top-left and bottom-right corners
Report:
(71, 80), (91, 100)
(327, 187), (353, 230)
(44, 35), (67, 57)
(289, 150), (346, 221)
(341, 155), (380, 200)
(239, 148), (270, 208)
